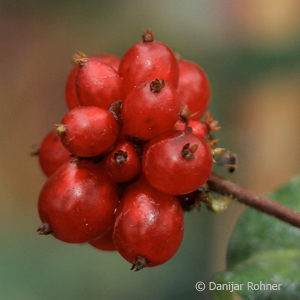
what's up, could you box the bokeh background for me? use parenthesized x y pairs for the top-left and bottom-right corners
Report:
(1, 0), (300, 299)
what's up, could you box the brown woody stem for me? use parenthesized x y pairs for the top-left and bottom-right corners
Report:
(207, 173), (300, 229)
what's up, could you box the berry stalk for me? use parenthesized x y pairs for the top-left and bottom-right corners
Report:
(207, 173), (300, 229)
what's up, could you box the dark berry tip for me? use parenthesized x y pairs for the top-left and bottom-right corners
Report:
(186, 126), (193, 133)
(130, 256), (148, 272)
(150, 79), (165, 93)
(113, 150), (128, 165)
(37, 223), (52, 235)
(73, 51), (88, 66)
(109, 100), (123, 121)
(142, 29), (154, 43)
(182, 143), (198, 160)
(54, 124), (67, 136)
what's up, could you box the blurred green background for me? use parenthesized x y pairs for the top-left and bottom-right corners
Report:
(1, 0), (300, 299)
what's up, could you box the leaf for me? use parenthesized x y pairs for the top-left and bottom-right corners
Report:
(213, 176), (300, 300)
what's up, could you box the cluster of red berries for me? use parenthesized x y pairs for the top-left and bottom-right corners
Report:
(36, 30), (219, 271)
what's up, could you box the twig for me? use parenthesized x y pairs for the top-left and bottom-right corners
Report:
(207, 173), (300, 229)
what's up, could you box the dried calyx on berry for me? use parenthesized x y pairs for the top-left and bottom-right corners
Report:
(181, 143), (198, 160)
(130, 256), (148, 272)
(37, 222), (52, 235)
(73, 51), (88, 66)
(54, 124), (67, 136)
(204, 112), (221, 132)
(150, 78), (165, 93)
(180, 104), (192, 121)
(109, 100), (122, 121)
(142, 29), (154, 43)
(113, 150), (128, 165)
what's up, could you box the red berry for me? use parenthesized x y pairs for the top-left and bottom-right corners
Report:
(173, 119), (187, 132)
(65, 53), (121, 110)
(121, 79), (180, 140)
(38, 130), (71, 177)
(94, 54), (120, 72)
(57, 106), (119, 157)
(104, 141), (140, 182)
(187, 120), (208, 138)
(65, 65), (80, 110)
(113, 177), (184, 270)
(75, 54), (123, 109)
(143, 131), (213, 195)
(38, 160), (119, 243)
(177, 59), (210, 120)
(89, 228), (116, 251)
(119, 30), (179, 95)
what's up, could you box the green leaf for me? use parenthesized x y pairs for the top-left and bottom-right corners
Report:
(213, 176), (300, 300)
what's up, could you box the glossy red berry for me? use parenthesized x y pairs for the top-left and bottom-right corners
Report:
(113, 177), (184, 270)
(56, 106), (119, 157)
(77, 64), (122, 109)
(89, 228), (116, 251)
(38, 130), (71, 177)
(121, 79), (180, 140)
(93, 54), (121, 72)
(119, 30), (179, 95)
(177, 59), (210, 120)
(187, 119), (208, 138)
(173, 119), (187, 132)
(104, 141), (140, 182)
(143, 131), (213, 195)
(65, 52), (121, 109)
(38, 160), (119, 243)
(66, 52), (123, 110)
(65, 65), (80, 110)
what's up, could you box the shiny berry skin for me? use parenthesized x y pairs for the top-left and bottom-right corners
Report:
(65, 65), (80, 110)
(38, 130), (71, 177)
(187, 120), (208, 138)
(38, 160), (119, 243)
(121, 79), (180, 140)
(119, 30), (179, 95)
(113, 177), (184, 269)
(177, 59), (210, 120)
(57, 106), (119, 157)
(65, 54), (121, 110)
(76, 60), (123, 109)
(104, 141), (140, 182)
(143, 131), (213, 195)
(89, 228), (116, 251)
(94, 54), (121, 72)
(173, 119), (187, 132)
